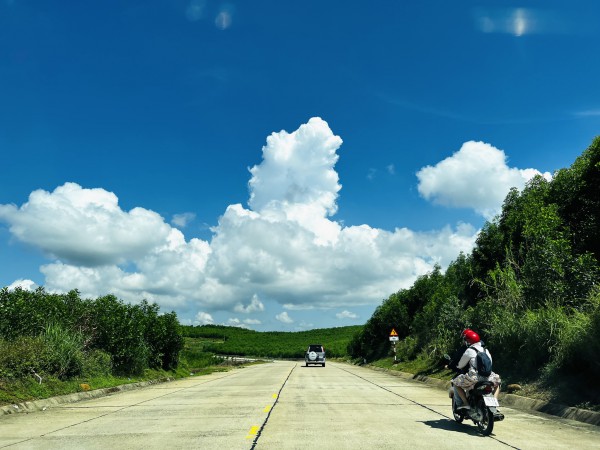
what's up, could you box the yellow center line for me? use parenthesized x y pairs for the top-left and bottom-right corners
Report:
(263, 405), (271, 413)
(272, 393), (278, 399)
(246, 425), (260, 439)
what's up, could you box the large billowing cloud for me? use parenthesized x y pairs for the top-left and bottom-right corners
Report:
(0, 183), (173, 266)
(248, 117), (343, 245)
(416, 141), (552, 220)
(1, 118), (547, 324)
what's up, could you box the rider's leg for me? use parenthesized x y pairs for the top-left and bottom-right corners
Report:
(456, 386), (469, 406)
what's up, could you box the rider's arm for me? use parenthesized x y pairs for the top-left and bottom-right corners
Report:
(448, 345), (466, 372)
(457, 348), (474, 371)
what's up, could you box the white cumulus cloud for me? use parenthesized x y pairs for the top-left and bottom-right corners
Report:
(276, 311), (294, 324)
(0, 183), (172, 266)
(8, 279), (38, 291)
(244, 318), (261, 325)
(336, 310), (358, 319)
(234, 294), (265, 313)
(248, 117), (343, 245)
(195, 311), (214, 325)
(0, 118), (484, 325)
(416, 141), (551, 220)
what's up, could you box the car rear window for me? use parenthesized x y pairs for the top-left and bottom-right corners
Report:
(309, 345), (323, 352)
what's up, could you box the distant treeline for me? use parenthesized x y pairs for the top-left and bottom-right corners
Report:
(0, 288), (183, 379)
(181, 324), (362, 358)
(349, 137), (600, 393)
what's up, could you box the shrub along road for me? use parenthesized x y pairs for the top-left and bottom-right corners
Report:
(1, 361), (598, 449)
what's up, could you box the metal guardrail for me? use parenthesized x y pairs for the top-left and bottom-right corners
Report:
(216, 355), (274, 365)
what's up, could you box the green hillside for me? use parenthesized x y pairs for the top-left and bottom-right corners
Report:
(181, 324), (362, 358)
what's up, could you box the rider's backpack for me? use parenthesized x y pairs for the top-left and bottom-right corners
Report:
(471, 346), (493, 377)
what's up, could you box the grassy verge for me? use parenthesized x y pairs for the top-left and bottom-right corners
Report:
(367, 356), (600, 412)
(0, 337), (231, 408)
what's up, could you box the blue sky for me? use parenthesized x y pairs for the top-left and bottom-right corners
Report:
(1, 1), (599, 331)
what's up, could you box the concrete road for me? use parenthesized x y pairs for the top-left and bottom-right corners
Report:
(1, 361), (598, 449)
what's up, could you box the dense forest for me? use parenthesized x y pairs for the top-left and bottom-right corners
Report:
(348, 137), (600, 402)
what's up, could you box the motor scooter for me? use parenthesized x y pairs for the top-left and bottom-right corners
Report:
(444, 354), (504, 436)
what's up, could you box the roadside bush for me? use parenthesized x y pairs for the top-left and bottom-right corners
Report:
(0, 336), (50, 379)
(469, 299), (588, 378)
(90, 295), (150, 375)
(395, 336), (419, 361)
(518, 307), (569, 372)
(579, 297), (600, 378)
(554, 289), (600, 378)
(140, 302), (183, 371)
(81, 349), (113, 377)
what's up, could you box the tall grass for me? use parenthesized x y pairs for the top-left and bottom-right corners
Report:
(42, 323), (85, 379)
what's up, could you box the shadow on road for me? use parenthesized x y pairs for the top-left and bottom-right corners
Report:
(419, 419), (488, 438)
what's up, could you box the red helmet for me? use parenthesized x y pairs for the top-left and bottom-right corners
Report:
(462, 329), (480, 345)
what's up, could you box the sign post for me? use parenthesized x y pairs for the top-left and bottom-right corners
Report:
(389, 328), (399, 363)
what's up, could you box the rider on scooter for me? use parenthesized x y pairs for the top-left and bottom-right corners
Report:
(448, 329), (501, 411)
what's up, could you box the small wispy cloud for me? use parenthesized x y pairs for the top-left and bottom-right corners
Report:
(171, 212), (196, 228)
(336, 310), (358, 320)
(573, 109), (600, 117)
(283, 304), (315, 311)
(226, 317), (250, 328)
(367, 168), (376, 180)
(380, 93), (574, 125)
(276, 311), (294, 324)
(387, 164), (396, 175)
(473, 7), (592, 37)
(185, 1), (235, 31)
(185, 0), (207, 22)
(215, 4), (235, 30)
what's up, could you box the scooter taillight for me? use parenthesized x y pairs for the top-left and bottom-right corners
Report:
(483, 386), (493, 394)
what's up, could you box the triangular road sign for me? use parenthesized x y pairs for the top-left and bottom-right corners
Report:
(390, 328), (398, 336)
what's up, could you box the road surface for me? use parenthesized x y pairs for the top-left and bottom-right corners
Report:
(1, 361), (598, 449)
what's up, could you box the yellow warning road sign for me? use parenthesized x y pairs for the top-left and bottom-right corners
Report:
(390, 328), (398, 336)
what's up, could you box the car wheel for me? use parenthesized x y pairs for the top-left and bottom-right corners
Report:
(322, 363), (325, 367)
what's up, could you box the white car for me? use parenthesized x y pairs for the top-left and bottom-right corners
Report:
(305, 344), (326, 367)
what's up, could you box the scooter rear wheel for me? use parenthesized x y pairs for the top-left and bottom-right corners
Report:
(451, 397), (464, 423)
(475, 399), (494, 435)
